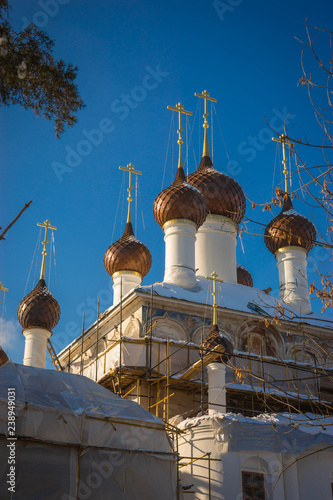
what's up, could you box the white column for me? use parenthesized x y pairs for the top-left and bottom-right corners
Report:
(113, 271), (142, 306)
(207, 362), (226, 415)
(276, 246), (311, 314)
(163, 219), (197, 290)
(195, 215), (238, 282)
(23, 327), (51, 368)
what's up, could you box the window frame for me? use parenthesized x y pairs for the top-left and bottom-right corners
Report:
(242, 470), (265, 500)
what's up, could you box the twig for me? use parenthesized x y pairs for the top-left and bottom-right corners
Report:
(0, 200), (32, 241)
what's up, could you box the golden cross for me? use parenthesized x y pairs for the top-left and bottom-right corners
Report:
(206, 271), (224, 325)
(119, 163), (142, 224)
(272, 134), (294, 194)
(37, 219), (57, 280)
(194, 90), (217, 157)
(0, 283), (8, 303)
(167, 102), (192, 169)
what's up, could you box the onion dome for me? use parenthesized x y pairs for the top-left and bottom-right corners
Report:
(17, 279), (61, 331)
(199, 324), (233, 363)
(153, 166), (207, 228)
(104, 221), (152, 278)
(237, 264), (253, 287)
(264, 195), (316, 254)
(186, 155), (246, 223)
(0, 345), (8, 366)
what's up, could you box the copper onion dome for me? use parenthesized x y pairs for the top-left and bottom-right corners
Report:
(104, 221), (152, 278)
(237, 264), (253, 287)
(17, 279), (61, 331)
(186, 155), (246, 223)
(264, 195), (316, 254)
(153, 166), (207, 228)
(199, 324), (233, 363)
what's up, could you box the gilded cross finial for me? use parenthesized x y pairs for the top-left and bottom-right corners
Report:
(0, 283), (8, 303)
(205, 271), (224, 325)
(37, 219), (57, 280)
(119, 163), (142, 224)
(167, 103), (192, 169)
(194, 90), (217, 158)
(272, 134), (294, 194)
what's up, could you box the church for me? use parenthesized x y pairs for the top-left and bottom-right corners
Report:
(2, 90), (333, 499)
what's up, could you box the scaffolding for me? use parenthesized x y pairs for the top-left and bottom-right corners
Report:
(52, 296), (333, 499)
(55, 323), (333, 422)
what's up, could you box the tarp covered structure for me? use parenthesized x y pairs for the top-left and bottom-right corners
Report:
(0, 362), (177, 499)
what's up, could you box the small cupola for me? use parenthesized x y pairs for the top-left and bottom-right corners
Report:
(17, 219), (60, 368)
(265, 134), (316, 314)
(153, 102), (207, 289)
(104, 163), (152, 305)
(186, 91), (246, 282)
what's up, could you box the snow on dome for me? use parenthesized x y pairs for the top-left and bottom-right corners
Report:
(186, 155), (246, 223)
(199, 324), (233, 362)
(17, 278), (60, 331)
(104, 221), (152, 278)
(264, 195), (316, 254)
(237, 264), (253, 287)
(153, 166), (207, 228)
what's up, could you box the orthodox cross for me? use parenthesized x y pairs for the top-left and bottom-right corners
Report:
(167, 102), (192, 169)
(119, 163), (142, 224)
(37, 219), (57, 280)
(272, 134), (294, 194)
(206, 271), (224, 326)
(0, 283), (8, 303)
(194, 90), (217, 157)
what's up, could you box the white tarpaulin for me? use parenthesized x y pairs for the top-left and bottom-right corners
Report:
(0, 362), (177, 499)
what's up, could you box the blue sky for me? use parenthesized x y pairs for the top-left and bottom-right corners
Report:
(1, 0), (333, 366)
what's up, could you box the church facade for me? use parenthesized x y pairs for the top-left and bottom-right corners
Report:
(16, 91), (333, 498)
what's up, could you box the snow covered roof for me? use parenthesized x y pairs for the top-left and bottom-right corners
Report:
(138, 277), (332, 330)
(0, 361), (163, 426)
(178, 411), (333, 454)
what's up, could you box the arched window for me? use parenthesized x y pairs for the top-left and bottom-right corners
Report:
(238, 321), (283, 357)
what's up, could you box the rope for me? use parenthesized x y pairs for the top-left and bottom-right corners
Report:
(48, 229), (52, 287)
(184, 99), (199, 171)
(289, 148), (292, 191)
(161, 113), (174, 190)
(135, 174), (138, 235)
(137, 180), (148, 247)
(52, 231), (59, 300)
(271, 143), (278, 199)
(213, 104), (231, 165)
(120, 174), (126, 235)
(186, 115), (189, 176)
(25, 227), (41, 294)
(171, 114), (175, 183)
(198, 99), (201, 158)
(111, 172), (125, 243)
(211, 102), (214, 161)
(1, 291), (7, 351)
